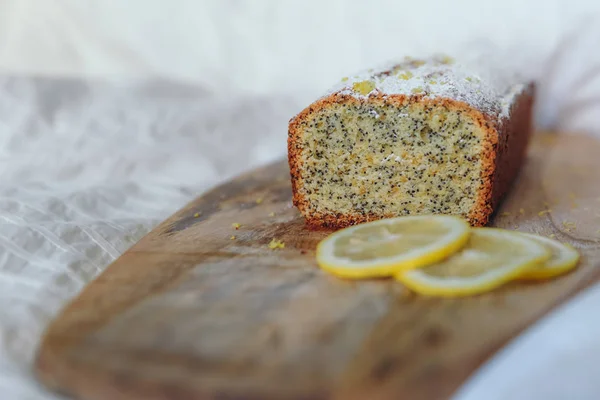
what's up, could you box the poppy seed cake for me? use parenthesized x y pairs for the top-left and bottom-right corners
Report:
(288, 55), (534, 229)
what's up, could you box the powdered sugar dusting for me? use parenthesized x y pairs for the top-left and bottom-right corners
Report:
(326, 54), (528, 120)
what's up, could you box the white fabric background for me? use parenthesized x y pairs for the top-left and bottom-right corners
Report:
(0, 1), (599, 399)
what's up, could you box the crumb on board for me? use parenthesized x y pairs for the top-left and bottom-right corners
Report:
(549, 234), (556, 239)
(538, 210), (551, 216)
(256, 198), (263, 204)
(230, 235), (236, 240)
(268, 239), (285, 250)
(232, 223), (241, 230)
(500, 211), (511, 217)
(268, 212), (276, 217)
(562, 221), (577, 231)
(193, 212), (201, 218)
(519, 208), (525, 215)
(540, 135), (557, 145)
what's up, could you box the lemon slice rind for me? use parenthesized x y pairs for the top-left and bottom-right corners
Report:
(316, 215), (470, 279)
(516, 233), (580, 280)
(395, 228), (552, 297)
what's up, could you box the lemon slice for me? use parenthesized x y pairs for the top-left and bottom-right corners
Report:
(517, 233), (580, 280)
(396, 228), (551, 297)
(315, 215), (470, 279)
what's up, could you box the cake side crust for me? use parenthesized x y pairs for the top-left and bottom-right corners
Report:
(487, 83), (536, 215)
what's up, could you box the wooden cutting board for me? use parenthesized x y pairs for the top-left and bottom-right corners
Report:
(35, 132), (600, 400)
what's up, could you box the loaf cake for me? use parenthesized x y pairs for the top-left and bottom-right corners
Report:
(288, 54), (534, 229)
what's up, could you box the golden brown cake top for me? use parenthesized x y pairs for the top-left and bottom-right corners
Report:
(324, 54), (528, 120)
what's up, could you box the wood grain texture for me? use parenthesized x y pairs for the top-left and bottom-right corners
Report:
(35, 133), (600, 400)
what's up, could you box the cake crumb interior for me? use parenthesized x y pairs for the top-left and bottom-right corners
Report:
(298, 101), (485, 220)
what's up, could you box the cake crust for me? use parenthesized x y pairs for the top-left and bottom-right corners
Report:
(288, 57), (535, 229)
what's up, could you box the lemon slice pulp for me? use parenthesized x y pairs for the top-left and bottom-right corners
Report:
(396, 228), (551, 297)
(316, 215), (470, 279)
(517, 233), (580, 280)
